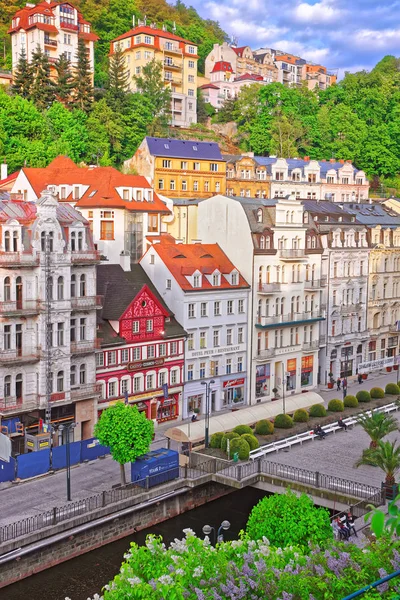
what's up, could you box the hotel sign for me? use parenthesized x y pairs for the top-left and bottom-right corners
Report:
(127, 358), (164, 372)
(189, 345), (241, 359)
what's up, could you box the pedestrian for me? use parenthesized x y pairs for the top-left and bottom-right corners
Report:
(336, 517), (349, 540)
(337, 377), (341, 391)
(357, 373), (363, 384)
(338, 416), (347, 431)
(345, 512), (357, 537)
(342, 378), (347, 395)
(314, 425), (326, 440)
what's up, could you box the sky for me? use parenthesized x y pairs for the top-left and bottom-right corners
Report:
(193, 0), (400, 77)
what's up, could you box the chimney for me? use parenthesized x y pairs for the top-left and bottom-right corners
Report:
(339, 159), (345, 164)
(304, 156), (310, 161)
(1, 162), (7, 180)
(346, 160), (352, 164)
(330, 158), (335, 163)
(120, 251), (131, 272)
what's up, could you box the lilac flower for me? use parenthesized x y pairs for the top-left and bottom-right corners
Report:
(194, 588), (206, 600)
(314, 564), (325, 576)
(254, 559), (266, 573)
(377, 568), (389, 593)
(391, 549), (400, 570)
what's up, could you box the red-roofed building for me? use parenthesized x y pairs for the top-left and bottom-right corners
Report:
(141, 236), (250, 417)
(9, 1), (98, 81)
(9, 156), (170, 265)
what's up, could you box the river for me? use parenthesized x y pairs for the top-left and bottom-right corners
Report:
(3, 487), (266, 600)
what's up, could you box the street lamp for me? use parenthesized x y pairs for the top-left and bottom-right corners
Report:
(59, 422), (76, 501)
(342, 348), (349, 400)
(202, 520), (231, 545)
(201, 379), (215, 448)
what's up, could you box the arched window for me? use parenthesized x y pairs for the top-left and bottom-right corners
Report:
(260, 235), (265, 249)
(70, 365), (76, 386)
(4, 375), (11, 397)
(16, 276), (22, 309)
(306, 236), (311, 249)
(80, 274), (86, 296)
(296, 296), (300, 312)
(4, 231), (10, 252)
(4, 276), (10, 301)
(275, 298), (280, 316)
(78, 231), (83, 251)
(266, 265), (270, 283)
(48, 231), (54, 252)
(280, 298), (284, 315)
(79, 364), (86, 385)
(265, 298), (270, 316)
(71, 231), (76, 252)
(15, 373), (22, 399)
(297, 265), (301, 281)
(57, 370), (64, 392)
(281, 266), (285, 283)
(373, 312), (380, 329)
(311, 237), (316, 248)
(285, 211), (290, 223)
(41, 231), (46, 251)
(47, 276), (53, 301)
(305, 265), (310, 281)
(312, 264), (316, 280)
(276, 265), (281, 283)
(71, 274), (76, 297)
(257, 209), (263, 223)
(258, 299), (262, 316)
(57, 276), (64, 300)
(12, 231), (18, 252)
(290, 211), (294, 223)
(265, 236), (271, 249)
(291, 296), (295, 314)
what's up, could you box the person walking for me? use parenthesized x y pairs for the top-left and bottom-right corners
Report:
(337, 378), (341, 391)
(357, 373), (363, 384)
(342, 377), (347, 396)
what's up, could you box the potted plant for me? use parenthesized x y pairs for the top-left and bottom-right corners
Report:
(193, 407), (200, 414)
(386, 366), (393, 373)
(394, 365), (399, 371)
(362, 373), (368, 380)
(327, 372), (334, 389)
(272, 387), (279, 400)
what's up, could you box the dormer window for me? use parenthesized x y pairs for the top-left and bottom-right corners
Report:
(212, 273), (220, 286)
(257, 208), (263, 223)
(231, 272), (238, 285)
(123, 189), (129, 200)
(193, 274), (201, 287)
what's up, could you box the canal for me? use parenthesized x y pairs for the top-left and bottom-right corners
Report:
(4, 487), (267, 600)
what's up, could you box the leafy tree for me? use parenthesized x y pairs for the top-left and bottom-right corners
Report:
(30, 45), (55, 110)
(107, 44), (130, 111)
(270, 113), (305, 158)
(94, 401), (154, 485)
(133, 58), (171, 125)
(120, 93), (154, 158)
(196, 88), (214, 123)
(85, 98), (125, 165)
(365, 493), (400, 538)
(72, 38), (93, 113)
(214, 95), (237, 124)
(11, 47), (33, 98)
(356, 440), (400, 486)
(54, 53), (73, 105)
(245, 490), (332, 549)
(357, 412), (398, 448)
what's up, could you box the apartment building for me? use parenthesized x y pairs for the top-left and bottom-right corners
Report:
(96, 263), (186, 425)
(141, 237), (250, 417)
(0, 188), (100, 453)
(225, 155), (271, 198)
(9, 155), (170, 264)
(110, 24), (198, 127)
(9, 0), (98, 78)
(205, 43), (279, 82)
(198, 194), (325, 403)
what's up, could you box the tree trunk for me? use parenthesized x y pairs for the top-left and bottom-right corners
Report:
(120, 462), (126, 486)
(370, 440), (378, 449)
(385, 473), (395, 486)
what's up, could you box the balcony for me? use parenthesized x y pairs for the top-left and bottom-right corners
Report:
(279, 249), (306, 260)
(164, 60), (182, 70)
(256, 348), (276, 360)
(258, 282), (283, 294)
(0, 350), (40, 366)
(0, 252), (39, 267)
(162, 44), (182, 55)
(71, 250), (101, 264)
(256, 343), (301, 360)
(302, 340), (319, 351)
(0, 394), (40, 414)
(256, 309), (325, 328)
(48, 57), (58, 64)
(49, 392), (66, 403)
(389, 324), (400, 333)
(304, 279), (323, 290)
(0, 300), (39, 316)
(320, 276), (327, 287)
(44, 38), (57, 47)
(71, 295), (103, 311)
(340, 303), (361, 314)
(60, 20), (78, 31)
(70, 383), (102, 402)
(71, 339), (99, 355)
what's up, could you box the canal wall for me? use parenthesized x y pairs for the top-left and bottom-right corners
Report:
(0, 480), (232, 589)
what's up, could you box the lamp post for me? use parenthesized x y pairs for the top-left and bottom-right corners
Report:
(59, 422), (76, 501)
(282, 363), (286, 415)
(201, 379), (215, 449)
(342, 347), (349, 400)
(202, 520), (231, 545)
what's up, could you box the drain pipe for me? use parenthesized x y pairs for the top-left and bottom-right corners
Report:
(341, 569), (400, 600)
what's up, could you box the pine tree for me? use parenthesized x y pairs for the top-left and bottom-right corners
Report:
(11, 48), (33, 98)
(30, 45), (55, 110)
(55, 53), (73, 105)
(106, 45), (130, 112)
(72, 38), (93, 113)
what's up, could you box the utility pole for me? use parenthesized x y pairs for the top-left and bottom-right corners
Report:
(44, 233), (53, 429)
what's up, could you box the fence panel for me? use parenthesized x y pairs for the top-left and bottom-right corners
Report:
(52, 441), (81, 471)
(0, 457), (15, 482)
(17, 449), (50, 479)
(81, 437), (110, 461)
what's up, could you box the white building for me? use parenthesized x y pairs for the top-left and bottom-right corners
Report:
(0, 188), (100, 451)
(140, 237), (250, 418)
(197, 194), (325, 404)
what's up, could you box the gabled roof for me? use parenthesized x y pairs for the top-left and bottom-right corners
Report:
(145, 137), (224, 161)
(234, 73), (263, 82)
(199, 83), (219, 90)
(232, 46), (248, 57)
(112, 25), (195, 46)
(211, 61), (233, 73)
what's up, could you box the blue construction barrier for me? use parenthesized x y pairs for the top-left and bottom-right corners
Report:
(52, 441), (81, 470)
(17, 449), (50, 479)
(0, 457), (15, 483)
(81, 437), (110, 461)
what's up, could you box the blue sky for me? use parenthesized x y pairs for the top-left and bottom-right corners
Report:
(193, 0), (400, 76)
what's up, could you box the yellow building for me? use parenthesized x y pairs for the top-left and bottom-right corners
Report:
(161, 198), (201, 243)
(110, 24), (198, 128)
(125, 136), (227, 199)
(225, 155), (271, 198)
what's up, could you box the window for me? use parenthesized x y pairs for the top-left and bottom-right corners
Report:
(144, 35), (152, 44)
(199, 362), (206, 379)
(4, 277), (10, 301)
(181, 161), (188, 169)
(171, 369), (178, 384)
(215, 182), (221, 193)
(159, 343), (166, 356)
(188, 303), (195, 318)
(70, 365), (76, 386)
(212, 273), (219, 286)
(204, 181), (209, 192)
(226, 358), (232, 374)
(146, 319), (153, 332)
(132, 321), (139, 333)
(79, 317), (86, 340)
(170, 341), (178, 354)
(237, 356), (243, 372)
(57, 371), (64, 392)
(144, 51), (152, 59)
(121, 349), (129, 363)
(227, 329), (232, 345)
(201, 302), (207, 317)
(188, 89), (194, 97)
(108, 381), (117, 398)
(158, 179), (164, 190)
(79, 364), (86, 385)
(210, 163), (219, 172)
(57, 276), (64, 300)
(96, 353), (104, 368)
(57, 322), (64, 346)
(187, 333), (194, 350)
(100, 220), (114, 240)
(200, 331), (206, 349)
(188, 74), (195, 83)
(133, 347), (141, 361)
(121, 379), (129, 395)
(188, 45), (196, 54)
(238, 327), (244, 344)
(4, 325), (11, 350)
(162, 160), (171, 168)
(170, 180), (176, 190)
(147, 344), (155, 358)
(257, 209), (263, 223)
(4, 375), (11, 397)
(135, 50), (141, 59)
(238, 299), (244, 313)
(135, 66), (141, 75)
(79, 274), (86, 297)
(187, 364), (194, 381)
(214, 301), (221, 316)
(107, 350), (116, 366)
(193, 162), (200, 170)
(148, 215), (158, 232)
(227, 300), (233, 314)
(134, 375), (142, 392)
(146, 374), (155, 389)
(166, 279), (171, 290)
(193, 180), (199, 192)
(193, 274), (200, 287)
(213, 330), (219, 347)
(181, 180), (187, 191)
(159, 371), (166, 387)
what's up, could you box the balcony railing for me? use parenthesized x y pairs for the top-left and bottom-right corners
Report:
(50, 392), (66, 403)
(70, 383), (102, 401)
(304, 279), (322, 289)
(389, 324), (400, 333)
(0, 350), (40, 365)
(0, 252), (39, 267)
(44, 38), (57, 47)
(257, 309), (325, 327)
(340, 303), (361, 314)
(258, 282), (283, 293)
(302, 340), (319, 351)
(71, 295), (103, 310)
(71, 250), (101, 264)
(256, 348), (276, 359)
(60, 21), (78, 31)
(164, 60), (182, 70)
(48, 57), (58, 64)
(0, 394), (40, 414)
(162, 44), (182, 55)
(279, 249), (305, 259)
(0, 300), (39, 315)
(71, 339), (99, 354)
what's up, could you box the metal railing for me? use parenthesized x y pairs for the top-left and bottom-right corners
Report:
(71, 250), (100, 263)
(70, 339), (99, 354)
(257, 309), (325, 327)
(280, 249), (305, 259)
(304, 279), (322, 289)
(0, 300), (39, 314)
(71, 295), (103, 310)
(0, 252), (39, 267)
(70, 383), (102, 401)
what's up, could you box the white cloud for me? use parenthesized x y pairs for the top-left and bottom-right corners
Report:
(294, 1), (343, 24)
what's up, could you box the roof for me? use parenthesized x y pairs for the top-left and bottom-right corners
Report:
(145, 137), (224, 161)
(232, 46), (248, 57)
(229, 196), (276, 233)
(146, 238), (249, 291)
(112, 25), (195, 46)
(8, 1), (94, 35)
(199, 83), (219, 90)
(0, 195), (88, 226)
(341, 203), (400, 227)
(211, 61), (233, 73)
(234, 73), (263, 82)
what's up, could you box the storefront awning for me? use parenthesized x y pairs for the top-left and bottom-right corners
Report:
(165, 391), (324, 444)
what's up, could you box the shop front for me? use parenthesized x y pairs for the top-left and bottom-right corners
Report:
(255, 363), (270, 399)
(156, 393), (180, 423)
(301, 355), (314, 387)
(222, 377), (246, 408)
(286, 359), (297, 391)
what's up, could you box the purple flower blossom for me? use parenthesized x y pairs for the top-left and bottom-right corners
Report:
(377, 568), (389, 593)
(194, 588), (206, 600)
(391, 549), (400, 571)
(314, 564), (325, 576)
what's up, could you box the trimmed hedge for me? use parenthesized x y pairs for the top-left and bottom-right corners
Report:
(385, 383), (400, 395)
(370, 387), (385, 399)
(344, 395), (358, 408)
(293, 409), (309, 423)
(241, 433), (259, 450)
(356, 390), (371, 403)
(230, 437), (250, 460)
(221, 432), (240, 452)
(255, 419), (274, 435)
(274, 414), (293, 429)
(309, 403), (327, 418)
(233, 425), (253, 436)
(210, 432), (224, 449)
(328, 399), (344, 412)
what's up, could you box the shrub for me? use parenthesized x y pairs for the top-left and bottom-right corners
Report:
(356, 390), (371, 403)
(246, 490), (332, 549)
(221, 432), (239, 452)
(385, 383), (400, 395)
(293, 408), (309, 423)
(328, 399), (344, 412)
(229, 437), (250, 460)
(255, 419), (274, 435)
(274, 413), (293, 429)
(241, 433), (259, 450)
(233, 424), (253, 436)
(371, 387), (385, 399)
(309, 403), (327, 418)
(344, 395), (358, 408)
(210, 432), (224, 449)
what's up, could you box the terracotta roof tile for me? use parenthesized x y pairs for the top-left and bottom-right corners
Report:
(211, 61), (233, 73)
(112, 25), (195, 46)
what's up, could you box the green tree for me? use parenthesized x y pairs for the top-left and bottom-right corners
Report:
(72, 38), (93, 113)
(94, 401), (154, 485)
(120, 93), (154, 158)
(245, 490), (333, 549)
(133, 58), (171, 125)
(356, 440), (400, 486)
(357, 412), (398, 448)
(11, 47), (33, 98)
(107, 44), (130, 112)
(270, 113), (305, 158)
(54, 53), (73, 106)
(85, 98), (124, 165)
(196, 88), (214, 123)
(30, 45), (55, 110)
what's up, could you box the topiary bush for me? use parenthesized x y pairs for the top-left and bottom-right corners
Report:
(385, 383), (400, 395)
(255, 419), (274, 435)
(309, 403), (327, 418)
(293, 408), (309, 423)
(274, 413), (293, 429)
(344, 395), (358, 408)
(328, 399), (344, 412)
(241, 433), (259, 451)
(246, 490), (332, 549)
(356, 390), (371, 403)
(221, 432), (239, 452)
(233, 424), (253, 436)
(210, 432), (224, 449)
(230, 437), (250, 460)
(371, 387), (385, 399)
